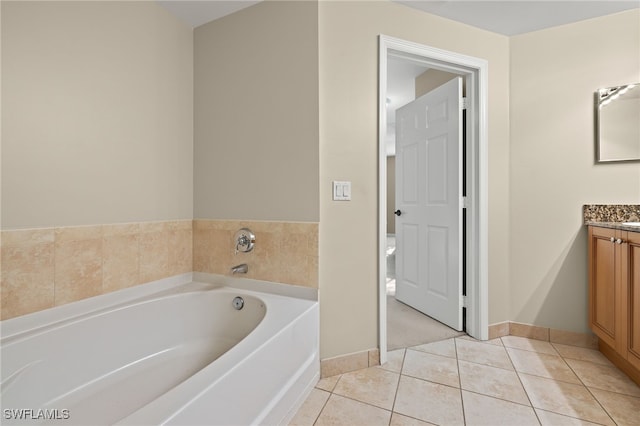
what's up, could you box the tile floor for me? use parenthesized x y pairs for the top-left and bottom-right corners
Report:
(290, 336), (640, 426)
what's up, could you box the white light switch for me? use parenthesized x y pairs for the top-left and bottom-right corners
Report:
(343, 183), (351, 199)
(333, 181), (351, 201)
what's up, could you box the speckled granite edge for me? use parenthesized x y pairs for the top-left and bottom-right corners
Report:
(583, 204), (640, 223)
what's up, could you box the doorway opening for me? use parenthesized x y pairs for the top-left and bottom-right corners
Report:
(378, 35), (488, 364)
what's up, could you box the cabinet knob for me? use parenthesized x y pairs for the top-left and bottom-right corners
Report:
(610, 237), (615, 243)
(616, 238), (625, 244)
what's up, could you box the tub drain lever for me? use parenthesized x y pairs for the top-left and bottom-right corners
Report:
(232, 297), (245, 310)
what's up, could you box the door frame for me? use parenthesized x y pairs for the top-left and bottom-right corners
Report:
(378, 35), (488, 363)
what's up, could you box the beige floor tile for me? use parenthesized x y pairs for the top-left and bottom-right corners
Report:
(289, 388), (330, 426)
(501, 335), (558, 355)
(457, 335), (504, 346)
(458, 359), (530, 405)
(389, 412), (437, 426)
(380, 348), (406, 373)
(551, 343), (613, 366)
(462, 390), (539, 426)
(402, 349), (460, 388)
(535, 409), (604, 426)
(394, 375), (464, 425)
(316, 375), (340, 392)
(332, 367), (400, 410)
(315, 394), (391, 426)
(506, 347), (580, 384)
(565, 358), (640, 397)
(549, 329), (598, 350)
(410, 338), (457, 358)
(590, 387), (640, 426)
(519, 373), (614, 425)
(455, 337), (513, 370)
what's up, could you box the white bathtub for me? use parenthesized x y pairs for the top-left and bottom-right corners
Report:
(0, 274), (319, 425)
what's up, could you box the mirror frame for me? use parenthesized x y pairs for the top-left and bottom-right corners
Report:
(595, 83), (640, 164)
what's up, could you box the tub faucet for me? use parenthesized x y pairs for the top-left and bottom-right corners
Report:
(231, 263), (248, 274)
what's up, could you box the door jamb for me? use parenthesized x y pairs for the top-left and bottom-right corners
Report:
(378, 35), (488, 364)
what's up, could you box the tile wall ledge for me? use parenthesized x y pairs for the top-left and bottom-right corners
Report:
(193, 218), (319, 223)
(1, 219), (193, 233)
(193, 272), (318, 301)
(583, 204), (640, 223)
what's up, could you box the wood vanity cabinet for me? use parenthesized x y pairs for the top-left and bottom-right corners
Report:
(588, 226), (640, 384)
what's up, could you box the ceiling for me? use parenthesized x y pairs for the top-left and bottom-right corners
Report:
(157, 1), (261, 28)
(395, 1), (639, 36)
(158, 0), (639, 35)
(156, 0), (639, 155)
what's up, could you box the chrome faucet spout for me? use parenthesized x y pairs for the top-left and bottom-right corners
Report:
(231, 263), (248, 274)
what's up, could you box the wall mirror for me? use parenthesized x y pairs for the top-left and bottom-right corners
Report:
(595, 83), (640, 163)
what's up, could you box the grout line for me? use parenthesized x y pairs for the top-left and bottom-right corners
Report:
(53, 232), (58, 307)
(323, 392), (393, 417)
(388, 348), (406, 423)
(505, 337), (623, 425)
(502, 336), (541, 426)
(311, 387), (332, 426)
(564, 358), (619, 425)
(398, 372), (461, 391)
(500, 343), (560, 357)
(454, 337), (467, 426)
(501, 344), (604, 387)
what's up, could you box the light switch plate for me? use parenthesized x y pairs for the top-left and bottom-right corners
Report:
(333, 181), (351, 201)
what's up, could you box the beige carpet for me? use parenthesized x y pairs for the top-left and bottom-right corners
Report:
(387, 295), (465, 350)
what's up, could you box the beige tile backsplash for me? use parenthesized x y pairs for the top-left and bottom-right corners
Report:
(193, 219), (319, 288)
(1, 220), (193, 320)
(1, 219), (319, 320)
(1, 229), (56, 319)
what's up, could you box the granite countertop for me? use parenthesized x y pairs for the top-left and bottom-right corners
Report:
(584, 204), (640, 232)
(585, 221), (640, 232)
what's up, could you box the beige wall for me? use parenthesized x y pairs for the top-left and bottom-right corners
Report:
(415, 68), (458, 97)
(509, 10), (640, 334)
(1, 1), (194, 230)
(319, 0), (511, 358)
(193, 0), (319, 222)
(1, 0), (3, 231)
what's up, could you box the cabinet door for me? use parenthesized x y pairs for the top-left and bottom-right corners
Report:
(589, 226), (625, 352)
(627, 231), (640, 369)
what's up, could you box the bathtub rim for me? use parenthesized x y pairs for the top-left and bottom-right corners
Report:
(1, 272), (318, 343)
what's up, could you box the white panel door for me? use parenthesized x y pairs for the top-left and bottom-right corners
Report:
(395, 77), (463, 331)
